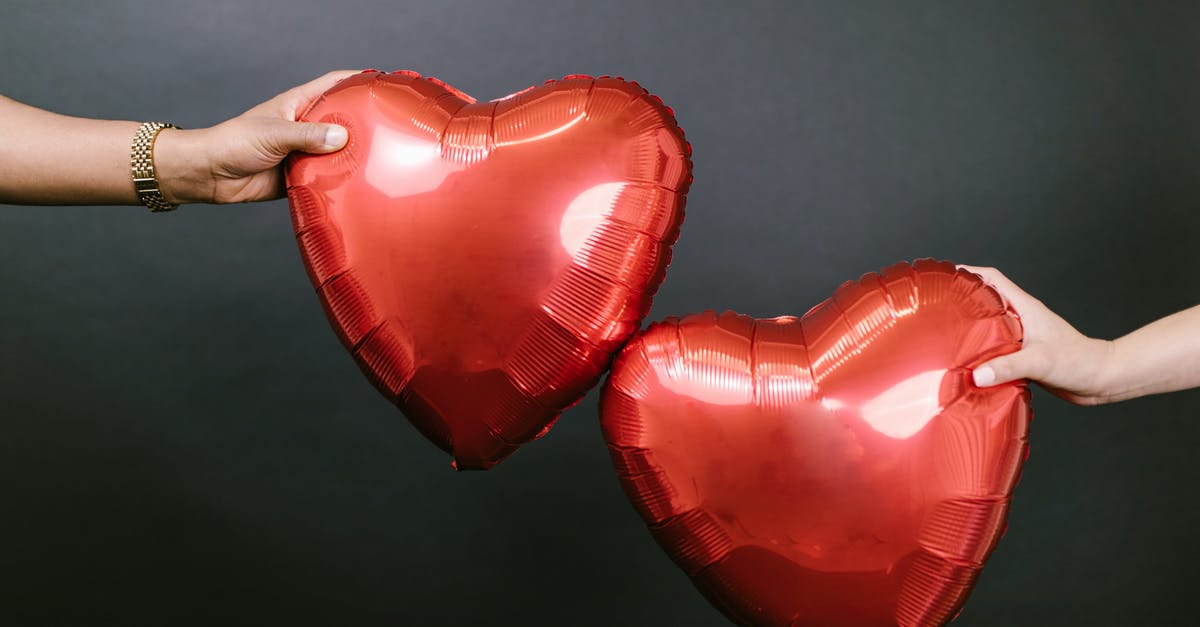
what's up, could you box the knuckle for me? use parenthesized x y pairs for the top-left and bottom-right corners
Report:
(965, 266), (998, 281)
(991, 358), (1013, 380)
(305, 123), (327, 144)
(1024, 349), (1051, 378)
(255, 126), (291, 155)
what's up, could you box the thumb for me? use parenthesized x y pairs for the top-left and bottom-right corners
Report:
(261, 120), (348, 156)
(972, 345), (1048, 387)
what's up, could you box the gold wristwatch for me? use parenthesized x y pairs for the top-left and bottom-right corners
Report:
(131, 121), (179, 212)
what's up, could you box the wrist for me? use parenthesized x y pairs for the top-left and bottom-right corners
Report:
(152, 128), (215, 205)
(1090, 337), (1123, 402)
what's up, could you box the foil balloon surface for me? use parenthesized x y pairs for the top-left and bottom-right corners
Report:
(287, 71), (691, 469)
(601, 260), (1031, 626)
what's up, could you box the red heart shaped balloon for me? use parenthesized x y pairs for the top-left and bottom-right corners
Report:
(601, 260), (1031, 626)
(287, 71), (690, 469)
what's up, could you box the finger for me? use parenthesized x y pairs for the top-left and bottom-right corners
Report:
(956, 265), (1041, 311)
(285, 70), (360, 111)
(261, 70), (362, 120)
(259, 119), (348, 157)
(972, 345), (1048, 387)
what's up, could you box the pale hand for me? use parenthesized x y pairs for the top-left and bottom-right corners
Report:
(960, 265), (1116, 405)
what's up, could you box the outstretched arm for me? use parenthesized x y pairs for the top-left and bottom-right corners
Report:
(0, 70), (356, 207)
(962, 265), (1200, 405)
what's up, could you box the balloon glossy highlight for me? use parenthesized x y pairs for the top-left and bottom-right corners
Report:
(601, 260), (1031, 626)
(288, 71), (691, 469)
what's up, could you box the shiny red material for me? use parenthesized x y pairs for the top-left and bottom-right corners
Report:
(601, 260), (1031, 626)
(285, 71), (690, 469)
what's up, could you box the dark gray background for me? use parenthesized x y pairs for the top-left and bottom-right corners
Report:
(2, 1), (1198, 625)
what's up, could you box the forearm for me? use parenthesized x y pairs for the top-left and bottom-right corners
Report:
(1102, 305), (1200, 402)
(0, 95), (209, 206)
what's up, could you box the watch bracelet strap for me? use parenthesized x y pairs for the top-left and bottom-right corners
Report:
(131, 122), (179, 213)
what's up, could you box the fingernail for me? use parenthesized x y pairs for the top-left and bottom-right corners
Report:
(973, 366), (996, 387)
(323, 124), (348, 150)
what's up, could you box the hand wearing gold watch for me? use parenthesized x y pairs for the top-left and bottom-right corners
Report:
(0, 70), (357, 208)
